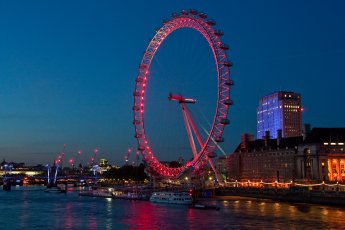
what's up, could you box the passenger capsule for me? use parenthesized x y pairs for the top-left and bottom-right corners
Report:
(220, 44), (229, 50)
(224, 99), (234, 106)
(223, 61), (233, 67)
(206, 19), (216, 26)
(214, 30), (223, 36)
(181, 10), (188, 15)
(225, 79), (234, 86)
(215, 137), (224, 143)
(220, 118), (230, 125)
(199, 12), (207, 19)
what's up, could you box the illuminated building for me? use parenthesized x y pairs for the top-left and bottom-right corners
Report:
(227, 133), (302, 182)
(257, 91), (302, 139)
(295, 128), (345, 182)
(99, 158), (109, 167)
(227, 128), (345, 183)
(0, 162), (45, 176)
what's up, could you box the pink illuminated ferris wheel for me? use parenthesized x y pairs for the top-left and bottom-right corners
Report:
(133, 9), (233, 180)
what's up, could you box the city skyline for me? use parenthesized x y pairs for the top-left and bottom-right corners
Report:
(1, 1), (345, 165)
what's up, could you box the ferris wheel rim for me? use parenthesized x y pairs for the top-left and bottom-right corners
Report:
(133, 9), (232, 178)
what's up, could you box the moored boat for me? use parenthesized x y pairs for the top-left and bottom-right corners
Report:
(44, 186), (67, 193)
(150, 192), (193, 205)
(79, 187), (112, 198)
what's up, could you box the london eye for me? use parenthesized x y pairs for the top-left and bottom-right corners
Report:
(133, 9), (233, 181)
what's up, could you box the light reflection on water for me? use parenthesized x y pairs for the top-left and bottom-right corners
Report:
(1, 188), (345, 229)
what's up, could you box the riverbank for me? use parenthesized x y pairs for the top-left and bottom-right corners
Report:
(214, 187), (345, 206)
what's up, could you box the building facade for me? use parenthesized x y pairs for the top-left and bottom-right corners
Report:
(257, 91), (302, 139)
(227, 134), (301, 182)
(227, 128), (345, 183)
(295, 128), (345, 182)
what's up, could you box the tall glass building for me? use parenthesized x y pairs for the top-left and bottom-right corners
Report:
(257, 91), (302, 139)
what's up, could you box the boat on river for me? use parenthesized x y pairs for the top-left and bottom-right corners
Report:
(79, 187), (112, 198)
(44, 184), (67, 193)
(150, 192), (193, 205)
(44, 187), (67, 193)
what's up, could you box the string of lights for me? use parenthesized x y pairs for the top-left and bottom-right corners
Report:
(224, 180), (345, 187)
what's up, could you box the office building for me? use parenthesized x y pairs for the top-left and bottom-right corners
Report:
(257, 91), (302, 139)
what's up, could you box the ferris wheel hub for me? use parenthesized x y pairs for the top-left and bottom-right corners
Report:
(168, 94), (197, 104)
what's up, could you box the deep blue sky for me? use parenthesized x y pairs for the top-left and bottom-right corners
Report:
(0, 1), (344, 165)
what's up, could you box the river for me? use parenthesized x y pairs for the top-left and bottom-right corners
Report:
(0, 186), (344, 229)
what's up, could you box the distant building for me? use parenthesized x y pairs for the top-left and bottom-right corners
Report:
(99, 158), (109, 167)
(257, 91), (302, 139)
(99, 158), (111, 174)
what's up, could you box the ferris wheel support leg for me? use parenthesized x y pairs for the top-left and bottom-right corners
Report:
(184, 106), (204, 147)
(181, 104), (198, 158)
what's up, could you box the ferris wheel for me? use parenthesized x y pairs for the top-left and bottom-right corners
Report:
(133, 9), (233, 180)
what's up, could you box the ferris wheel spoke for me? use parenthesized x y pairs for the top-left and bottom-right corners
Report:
(201, 126), (227, 156)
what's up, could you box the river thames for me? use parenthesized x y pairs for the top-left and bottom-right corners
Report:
(1, 186), (345, 229)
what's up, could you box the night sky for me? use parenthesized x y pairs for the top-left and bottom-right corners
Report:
(1, 1), (344, 165)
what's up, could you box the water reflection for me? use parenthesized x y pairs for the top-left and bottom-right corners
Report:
(105, 198), (113, 230)
(294, 204), (311, 213)
(20, 192), (29, 229)
(258, 201), (266, 216)
(1, 191), (345, 229)
(63, 203), (73, 229)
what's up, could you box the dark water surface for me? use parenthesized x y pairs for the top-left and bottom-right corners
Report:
(1, 186), (345, 229)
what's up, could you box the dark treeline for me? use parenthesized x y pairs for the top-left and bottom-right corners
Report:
(103, 164), (149, 181)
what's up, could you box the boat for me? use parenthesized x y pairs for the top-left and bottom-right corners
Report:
(149, 192), (193, 205)
(112, 191), (150, 201)
(44, 186), (67, 193)
(79, 187), (113, 198)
